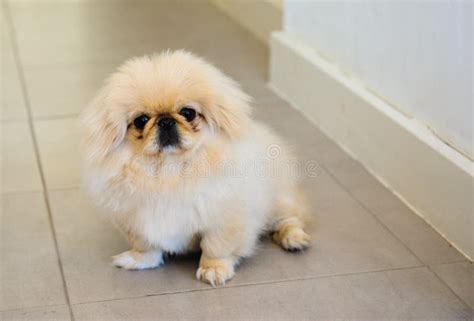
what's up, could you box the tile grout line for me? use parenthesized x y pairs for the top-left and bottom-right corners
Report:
(1, 185), (82, 197)
(70, 265), (424, 308)
(0, 264), (424, 313)
(1, 189), (45, 196)
(431, 260), (473, 268)
(3, 5), (76, 321)
(424, 265), (474, 310)
(31, 113), (80, 121)
(0, 304), (69, 314)
(320, 163), (473, 311)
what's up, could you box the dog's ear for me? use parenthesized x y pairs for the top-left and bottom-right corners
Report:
(80, 87), (127, 164)
(205, 77), (252, 139)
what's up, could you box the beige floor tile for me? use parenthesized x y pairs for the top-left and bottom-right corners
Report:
(10, 1), (165, 67)
(433, 261), (474, 309)
(349, 183), (408, 215)
(1, 19), (28, 121)
(1, 306), (71, 321)
(10, 1), (266, 79)
(1, 68), (27, 121)
(252, 96), (338, 158)
(242, 83), (278, 105)
(262, 170), (421, 276)
(321, 151), (407, 216)
(24, 64), (115, 118)
(34, 117), (80, 190)
(1, 121), (42, 193)
(72, 267), (472, 321)
(48, 168), (420, 304)
(378, 207), (465, 265)
(0, 193), (66, 311)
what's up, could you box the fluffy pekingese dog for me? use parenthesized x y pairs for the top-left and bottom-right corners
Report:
(80, 51), (310, 286)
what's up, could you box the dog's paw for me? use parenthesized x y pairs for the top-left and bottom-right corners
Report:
(112, 250), (163, 270)
(273, 226), (311, 252)
(196, 257), (235, 287)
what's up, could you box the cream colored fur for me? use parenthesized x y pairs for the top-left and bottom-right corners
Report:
(80, 51), (310, 286)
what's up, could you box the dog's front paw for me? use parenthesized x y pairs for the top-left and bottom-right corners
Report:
(196, 257), (235, 286)
(112, 250), (163, 270)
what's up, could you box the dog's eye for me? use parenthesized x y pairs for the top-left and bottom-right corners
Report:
(133, 114), (150, 130)
(179, 107), (196, 122)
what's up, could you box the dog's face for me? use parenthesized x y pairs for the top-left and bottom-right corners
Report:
(126, 93), (207, 156)
(81, 51), (251, 164)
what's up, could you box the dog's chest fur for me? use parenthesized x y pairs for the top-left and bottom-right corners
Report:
(129, 177), (233, 253)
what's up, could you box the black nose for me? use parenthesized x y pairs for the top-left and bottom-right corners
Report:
(158, 117), (176, 130)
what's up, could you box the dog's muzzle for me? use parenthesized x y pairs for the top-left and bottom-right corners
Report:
(158, 117), (180, 148)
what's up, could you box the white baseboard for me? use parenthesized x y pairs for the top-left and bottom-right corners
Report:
(270, 32), (473, 261)
(209, 0), (281, 44)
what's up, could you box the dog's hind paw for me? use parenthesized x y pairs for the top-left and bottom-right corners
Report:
(273, 225), (311, 252)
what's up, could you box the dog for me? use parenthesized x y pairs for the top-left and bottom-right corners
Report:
(80, 51), (311, 286)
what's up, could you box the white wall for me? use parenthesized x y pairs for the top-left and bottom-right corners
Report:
(284, 1), (472, 159)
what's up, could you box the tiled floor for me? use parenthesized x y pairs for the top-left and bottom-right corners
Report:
(1, 1), (472, 320)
